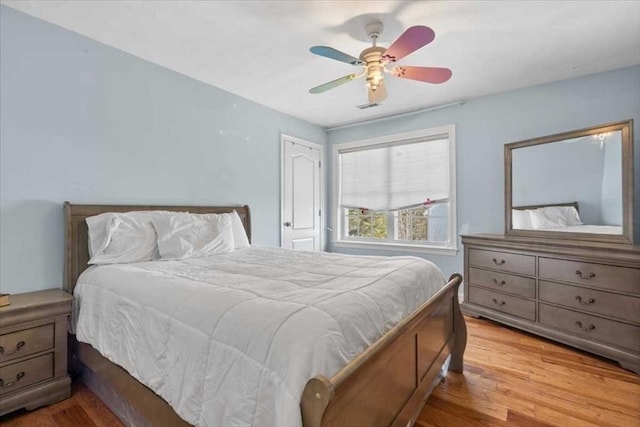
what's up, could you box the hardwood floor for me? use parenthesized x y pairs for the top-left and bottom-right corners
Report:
(0, 382), (121, 427)
(419, 317), (640, 427)
(1, 317), (638, 426)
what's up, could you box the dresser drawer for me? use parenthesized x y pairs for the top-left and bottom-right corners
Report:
(468, 249), (535, 276)
(539, 258), (640, 294)
(0, 324), (54, 363)
(0, 353), (54, 396)
(468, 268), (535, 298)
(468, 286), (536, 320)
(539, 304), (640, 353)
(539, 281), (640, 325)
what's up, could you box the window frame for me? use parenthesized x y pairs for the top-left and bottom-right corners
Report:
(332, 125), (457, 256)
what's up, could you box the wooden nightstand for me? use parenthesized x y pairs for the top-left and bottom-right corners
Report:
(0, 289), (72, 416)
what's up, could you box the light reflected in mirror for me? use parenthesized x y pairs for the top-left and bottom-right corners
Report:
(511, 131), (623, 235)
(505, 119), (634, 244)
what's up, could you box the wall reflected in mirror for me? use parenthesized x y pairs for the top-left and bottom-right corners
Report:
(511, 130), (623, 235)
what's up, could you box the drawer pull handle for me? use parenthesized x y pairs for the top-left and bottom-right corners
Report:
(492, 278), (506, 286)
(575, 321), (596, 332)
(575, 296), (595, 305)
(575, 270), (596, 280)
(492, 298), (506, 306)
(0, 341), (25, 356)
(492, 258), (506, 265)
(0, 371), (25, 388)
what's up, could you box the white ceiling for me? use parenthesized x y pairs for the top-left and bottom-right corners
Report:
(3, 1), (640, 128)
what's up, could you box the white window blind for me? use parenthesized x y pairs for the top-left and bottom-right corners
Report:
(339, 136), (450, 212)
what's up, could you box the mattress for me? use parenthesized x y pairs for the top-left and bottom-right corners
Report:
(72, 247), (446, 427)
(549, 224), (622, 234)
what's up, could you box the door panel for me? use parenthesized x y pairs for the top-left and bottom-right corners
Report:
(293, 155), (315, 229)
(292, 238), (315, 251)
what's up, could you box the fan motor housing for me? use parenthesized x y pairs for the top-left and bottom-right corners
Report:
(359, 46), (386, 63)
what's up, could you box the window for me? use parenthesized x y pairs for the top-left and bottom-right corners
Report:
(333, 125), (456, 254)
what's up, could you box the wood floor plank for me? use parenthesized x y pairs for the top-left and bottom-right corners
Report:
(541, 354), (640, 383)
(50, 404), (97, 427)
(532, 403), (611, 427)
(0, 413), (57, 427)
(506, 410), (556, 427)
(75, 384), (124, 426)
(422, 395), (510, 426)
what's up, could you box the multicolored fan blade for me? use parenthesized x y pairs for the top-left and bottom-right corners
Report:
(309, 73), (359, 94)
(310, 46), (363, 65)
(381, 26), (436, 63)
(391, 66), (452, 84)
(368, 82), (388, 104)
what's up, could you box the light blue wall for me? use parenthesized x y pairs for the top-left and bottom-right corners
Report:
(512, 138), (608, 225)
(327, 65), (640, 278)
(0, 6), (326, 294)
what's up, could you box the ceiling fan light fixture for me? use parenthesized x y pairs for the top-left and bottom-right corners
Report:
(366, 64), (384, 91)
(359, 45), (386, 92)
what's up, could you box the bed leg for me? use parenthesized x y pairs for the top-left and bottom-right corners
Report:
(449, 273), (467, 373)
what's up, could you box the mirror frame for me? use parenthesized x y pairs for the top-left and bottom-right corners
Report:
(505, 119), (634, 244)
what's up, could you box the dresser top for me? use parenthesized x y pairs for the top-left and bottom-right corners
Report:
(461, 233), (640, 264)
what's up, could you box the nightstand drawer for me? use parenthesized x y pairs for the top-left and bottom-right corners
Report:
(468, 249), (535, 276)
(468, 268), (535, 298)
(0, 324), (54, 363)
(539, 257), (640, 294)
(539, 281), (640, 325)
(0, 353), (54, 396)
(468, 286), (536, 320)
(539, 304), (640, 352)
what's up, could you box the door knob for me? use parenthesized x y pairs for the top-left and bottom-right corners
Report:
(284, 221), (292, 227)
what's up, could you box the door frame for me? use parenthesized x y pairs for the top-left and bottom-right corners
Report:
(280, 134), (325, 250)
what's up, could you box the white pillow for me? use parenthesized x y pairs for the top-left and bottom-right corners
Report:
(230, 210), (250, 249)
(512, 210), (533, 229)
(529, 206), (582, 229)
(153, 213), (235, 260)
(88, 213), (159, 264)
(86, 211), (178, 260)
(554, 206), (582, 226)
(86, 213), (111, 258)
(529, 209), (564, 229)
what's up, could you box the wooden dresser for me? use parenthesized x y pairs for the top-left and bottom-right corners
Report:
(0, 289), (72, 415)
(461, 234), (640, 374)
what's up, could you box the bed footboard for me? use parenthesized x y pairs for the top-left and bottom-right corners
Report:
(301, 274), (465, 427)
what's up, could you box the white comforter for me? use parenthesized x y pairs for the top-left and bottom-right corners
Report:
(73, 247), (446, 427)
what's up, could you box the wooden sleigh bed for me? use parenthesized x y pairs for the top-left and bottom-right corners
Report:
(64, 202), (467, 427)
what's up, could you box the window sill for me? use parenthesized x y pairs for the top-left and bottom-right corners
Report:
(331, 240), (459, 256)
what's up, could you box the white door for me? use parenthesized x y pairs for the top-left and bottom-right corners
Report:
(281, 136), (322, 251)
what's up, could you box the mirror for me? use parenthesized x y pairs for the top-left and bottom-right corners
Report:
(505, 120), (634, 244)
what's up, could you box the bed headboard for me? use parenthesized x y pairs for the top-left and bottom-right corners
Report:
(63, 202), (251, 294)
(513, 201), (579, 212)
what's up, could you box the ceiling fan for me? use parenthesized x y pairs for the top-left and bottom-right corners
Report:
(309, 21), (452, 106)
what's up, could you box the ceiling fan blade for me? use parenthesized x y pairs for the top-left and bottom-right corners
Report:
(381, 26), (436, 63)
(309, 73), (359, 94)
(310, 46), (363, 65)
(391, 66), (452, 84)
(368, 82), (388, 104)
